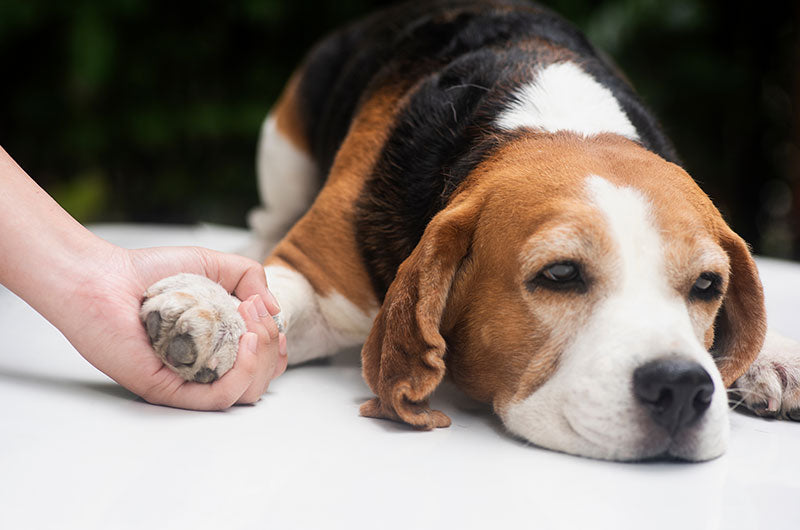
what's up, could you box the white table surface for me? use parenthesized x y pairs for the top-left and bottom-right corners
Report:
(1, 224), (798, 530)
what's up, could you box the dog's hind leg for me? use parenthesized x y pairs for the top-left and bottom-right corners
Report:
(243, 73), (321, 262)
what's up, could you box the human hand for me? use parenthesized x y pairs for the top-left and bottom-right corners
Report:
(0, 147), (286, 409)
(61, 245), (287, 410)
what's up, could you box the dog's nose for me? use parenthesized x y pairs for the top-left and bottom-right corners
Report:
(633, 358), (714, 433)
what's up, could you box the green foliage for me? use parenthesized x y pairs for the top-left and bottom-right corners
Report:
(0, 0), (796, 257)
(49, 169), (110, 223)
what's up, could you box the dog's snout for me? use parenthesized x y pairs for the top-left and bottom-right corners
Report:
(633, 358), (714, 433)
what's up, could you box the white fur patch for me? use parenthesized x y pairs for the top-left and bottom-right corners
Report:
(244, 115), (319, 261)
(265, 265), (376, 365)
(495, 62), (639, 141)
(502, 176), (729, 461)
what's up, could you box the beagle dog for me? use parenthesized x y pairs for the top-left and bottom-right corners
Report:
(140, 0), (800, 461)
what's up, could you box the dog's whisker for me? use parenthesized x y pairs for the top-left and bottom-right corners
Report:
(727, 387), (771, 406)
(728, 397), (749, 408)
(727, 387), (765, 397)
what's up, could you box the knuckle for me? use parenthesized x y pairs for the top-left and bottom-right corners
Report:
(264, 320), (280, 342)
(248, 261), (264, 276)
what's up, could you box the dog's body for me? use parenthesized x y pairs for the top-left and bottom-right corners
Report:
(141, 0), (800, 461)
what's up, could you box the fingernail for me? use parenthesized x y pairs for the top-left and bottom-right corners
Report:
(253, 295), (269, 318)
(244, 332), (257, 353)
(264, 289), (281, 316)
(245, 300), (259, 321)
(279, 333), (287, 357)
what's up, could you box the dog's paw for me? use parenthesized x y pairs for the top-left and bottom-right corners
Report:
(733, 332), (800, 420)
(140, 273), (245, 383)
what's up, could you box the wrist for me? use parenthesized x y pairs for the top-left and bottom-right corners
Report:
(0, 147), (120, 328)
(29, 232), (119, 331)
(1, 217), (119, 330)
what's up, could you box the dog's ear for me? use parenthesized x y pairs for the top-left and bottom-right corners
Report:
(712, 225), (767, 386)
(359, 194), (481, 430)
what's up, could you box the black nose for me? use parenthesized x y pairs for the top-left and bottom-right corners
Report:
(633, 358), (714, 433)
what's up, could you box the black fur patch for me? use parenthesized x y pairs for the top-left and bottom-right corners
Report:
(295, 0), (680, 298)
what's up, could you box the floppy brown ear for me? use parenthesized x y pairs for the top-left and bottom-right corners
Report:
(713, 226), (767, 386)
(359, 195), (480, 430)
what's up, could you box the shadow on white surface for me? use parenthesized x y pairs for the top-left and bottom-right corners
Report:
(0, 367), (137, 401)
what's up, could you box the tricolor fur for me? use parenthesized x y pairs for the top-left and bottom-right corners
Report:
(142, 0), (800, 461)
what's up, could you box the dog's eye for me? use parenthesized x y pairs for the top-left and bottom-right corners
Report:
(690, 272), (722, 301)
(527, 261), (586, 293)
(543, 262), (579, 282)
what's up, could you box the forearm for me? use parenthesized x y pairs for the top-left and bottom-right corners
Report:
(0, 146), (115, 328)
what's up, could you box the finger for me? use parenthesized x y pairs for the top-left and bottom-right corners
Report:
(238, 297), (272, 403)
(273, 333), (288, 379)
(199, 249), (281, 315)
(236, 296), (281, 404)
(241, 295), (280, 342)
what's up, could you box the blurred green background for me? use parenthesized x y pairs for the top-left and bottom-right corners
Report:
(1, 0), (798, 259)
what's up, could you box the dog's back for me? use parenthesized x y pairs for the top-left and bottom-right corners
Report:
(284, 0), (679, 296)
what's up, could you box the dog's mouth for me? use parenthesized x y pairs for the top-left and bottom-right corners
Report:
(559, 407), (727, 462)
(562, 411), (671, 461)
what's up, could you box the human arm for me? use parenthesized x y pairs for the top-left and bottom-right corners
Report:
(0, 146), (286, 409)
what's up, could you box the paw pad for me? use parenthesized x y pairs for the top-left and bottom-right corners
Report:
(165, 333), (197, 366)
(140, 273), (245, 383)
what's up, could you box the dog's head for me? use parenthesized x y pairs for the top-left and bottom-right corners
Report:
(360, 132), (766, 461)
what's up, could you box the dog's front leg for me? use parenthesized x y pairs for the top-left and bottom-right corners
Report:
(261, 183), (380, 366)
(138, 244), (377, 380)
(733, 330), (800, 420)
(263, 259), (376, 365)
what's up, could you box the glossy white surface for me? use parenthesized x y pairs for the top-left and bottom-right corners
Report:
(1, 224), (798, 530)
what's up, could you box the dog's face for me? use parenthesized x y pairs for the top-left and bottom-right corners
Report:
(361, 133), (766, 461)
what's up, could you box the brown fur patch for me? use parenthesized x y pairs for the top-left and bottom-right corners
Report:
(266, 83), (412, 312)
(194, 309), (216, 323)
(173, 292), (197, 302)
